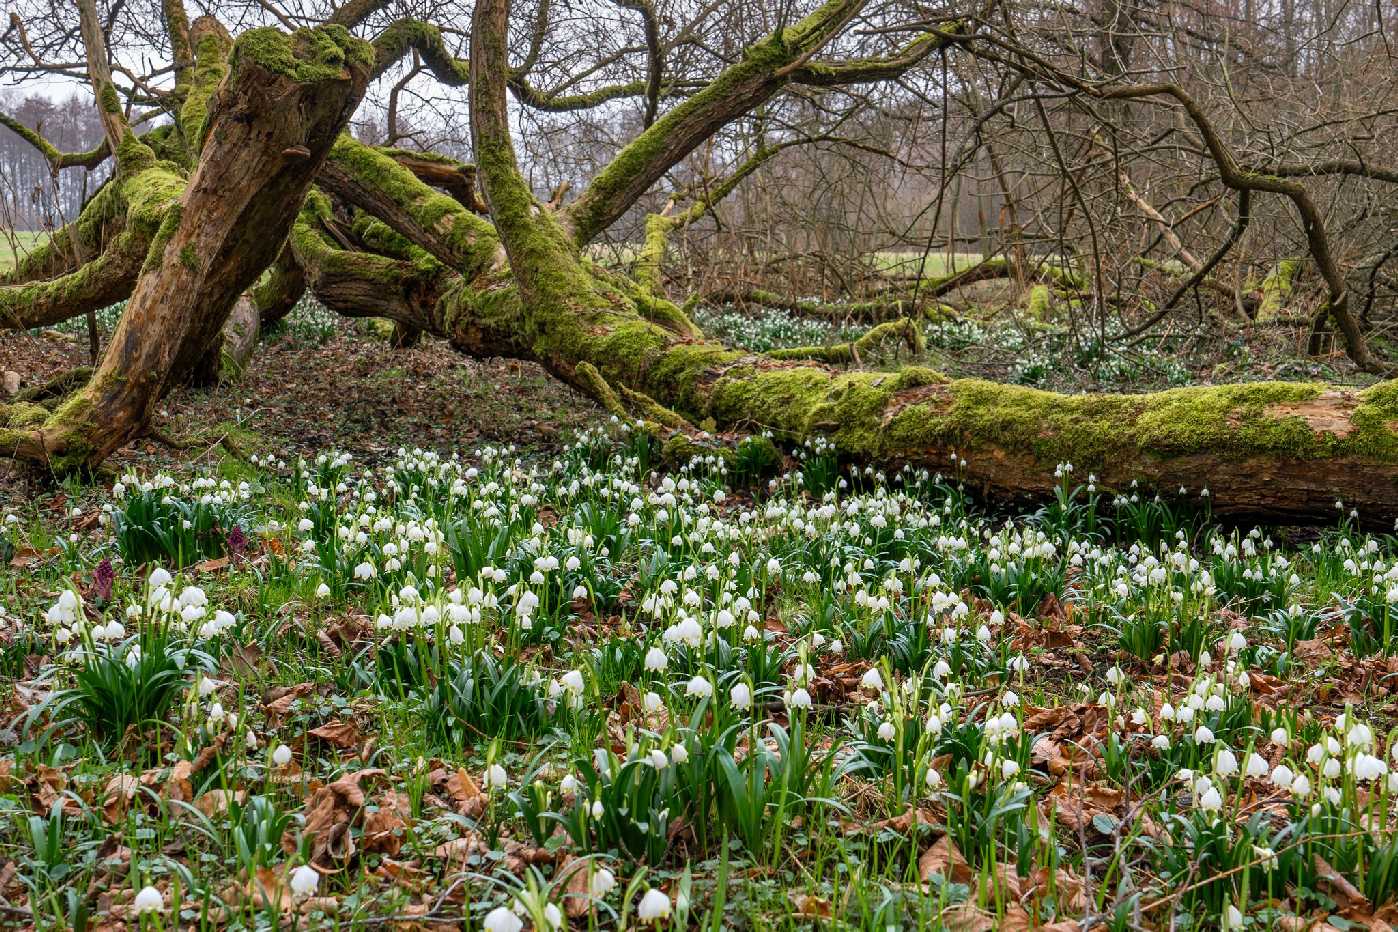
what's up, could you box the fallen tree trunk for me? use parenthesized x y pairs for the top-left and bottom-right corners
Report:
(295, 0), (1398, 529)
(698, 257), (1081, 321)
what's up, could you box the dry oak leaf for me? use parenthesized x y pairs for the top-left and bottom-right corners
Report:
(555, 855), (595, 918)
(192, 555), (231, 574)
(196, 788), (247, 818)
(919, 835), (977, 887)
(309, 720), (361, 750)
(789, 893), (833, 919)
(443, 766), (486, 818)
(361, 790), (412, 856)
(31, 764), (79, 815)
(102, 774), (141, 824)
(1032, 735), (1094, 777)
(1314, 854), (1372, 915)
(1044, 781), (1124, 834)
(866, 807), (938, 833)
(302, 768), (385, 867)
(937, 903), (1031, 932)
(434, 834), (485, 867)
(263, 682), (316, 720)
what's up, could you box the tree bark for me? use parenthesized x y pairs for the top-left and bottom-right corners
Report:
(0, 25), (372, 469)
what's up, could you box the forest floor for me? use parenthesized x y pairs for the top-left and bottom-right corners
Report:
(1, 301), (1397, 930)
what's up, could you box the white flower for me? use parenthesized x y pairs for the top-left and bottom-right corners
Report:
(1198, 785), (1223, 811)
(1270, 764), (1294, 789)
(1347, 723), (1374, 748)
(132, 886), (164, 915)
(1215, 749), (1238, 777)
(1245, 753), (1269, 778)
(644, 647), (668, 671)
(877, 721), (896, 741)
(637, 888), (671, 922)
(1001, 759), (1020, 779)
(1194, 725), (1215, 744)
(730, 682), (752, 710)
(315, 582), (331, 599)
(925, 768), (943, 789)
(272, 744), (293, 767)
(485, 764), (507, 790)
(685, 675), (713, 699)
(1271, 728), (1289, 748)
(860, 668), (884, 691)
(289, 865), (319, 897)
(149, 568), (173, 588)
(543, 903), (563, 929)
(1356, 753), (1387, 782)
(590, 866), (616, 897)
(670, 743), (689, 765)
(483, 906), (523, 932)
(786, 687), (812, 709)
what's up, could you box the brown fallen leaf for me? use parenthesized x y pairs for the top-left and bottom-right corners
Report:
(556, 855), (594, 918)
(31, 764), (78, 815)
(790, 893), (833, 919)
(361, 790), (411, 855)
(938, 903), (998, 932)
(263, 682), (315, 720)
(102, 774), (140, 824)
(309, 720), (360, 750)
(301, 769), (385, 867)
(1045, 781), (1123, 834)
(434, 835), (484, 866)
(1315, 854), (1372, 915)
(444, 767), (486, 818)
(919, 836), (976, 887)
(140, 759), (195, 805)
(866, 807), (938, 833)
(195, 788), (246, 818)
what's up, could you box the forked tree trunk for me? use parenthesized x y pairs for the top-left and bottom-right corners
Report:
(0, 25), (371, 469)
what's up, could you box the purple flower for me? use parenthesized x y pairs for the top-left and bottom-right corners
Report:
(227, 525), (247, 557)
(92, 558), (114, 602)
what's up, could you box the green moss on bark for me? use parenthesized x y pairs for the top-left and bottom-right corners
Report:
(232, 25), (373, 85)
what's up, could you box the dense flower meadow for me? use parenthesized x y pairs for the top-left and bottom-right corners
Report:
(2, 422), (1398, 929)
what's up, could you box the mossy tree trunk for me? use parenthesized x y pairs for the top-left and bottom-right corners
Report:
(0, 25), (371, 469)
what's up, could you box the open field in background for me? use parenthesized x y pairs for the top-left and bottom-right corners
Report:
(0, 231), (46, 272)
(869, 251), (987, 278)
